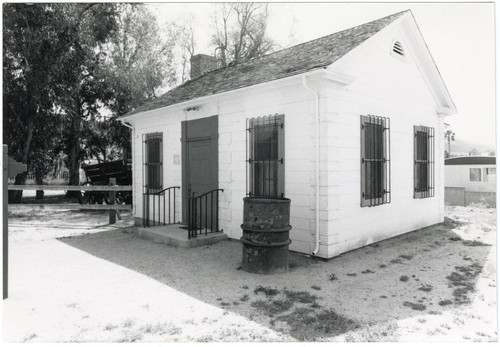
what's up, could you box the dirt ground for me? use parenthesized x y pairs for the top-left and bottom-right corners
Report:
(3, 204), (497, 342)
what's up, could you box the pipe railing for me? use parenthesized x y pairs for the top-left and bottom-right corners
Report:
(188, 189), (223, 239)
(143, 186), (180, 227)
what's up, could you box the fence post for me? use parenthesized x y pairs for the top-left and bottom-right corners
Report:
(3, 145), (8, 299)
(109, 178), (116, 224)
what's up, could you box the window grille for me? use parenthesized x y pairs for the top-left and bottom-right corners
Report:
(246, 114), (285, 198)
(143, 132), (163, 193)
(414, 126), (435, 198)
(360, 115), (390, 207)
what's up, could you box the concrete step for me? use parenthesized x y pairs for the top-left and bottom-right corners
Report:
(137, 224), (228, 248)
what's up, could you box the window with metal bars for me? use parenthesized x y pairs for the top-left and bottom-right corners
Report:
(414, 126), (435, 198)
(143, 132), (163, 193)
(360, 115), (391, 207)
(246, 114), (285, 198)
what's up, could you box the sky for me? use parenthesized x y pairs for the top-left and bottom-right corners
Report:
(148, 2), (496, 148)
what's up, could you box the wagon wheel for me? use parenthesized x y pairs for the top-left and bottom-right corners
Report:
(93, 192), (104, 204)
(78, 183), (91, 204)
(124, 193), (132, 205)
(115, 192), (125, 205)
(104, 192), (123, 205)
(78, 192), (90, 204)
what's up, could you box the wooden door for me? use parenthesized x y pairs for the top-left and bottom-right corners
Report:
(181, 116), (218, 227)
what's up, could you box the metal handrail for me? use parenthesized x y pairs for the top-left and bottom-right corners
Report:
(146, 186), (180, 196)
(188, 189), (223, 239)
(143, 186), (180, 227)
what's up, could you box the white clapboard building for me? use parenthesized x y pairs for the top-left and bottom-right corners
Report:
(119, 10), (456, 259)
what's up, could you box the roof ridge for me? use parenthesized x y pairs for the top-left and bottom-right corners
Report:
(190, 10), (409, 81)
(257, 10), (409, 60)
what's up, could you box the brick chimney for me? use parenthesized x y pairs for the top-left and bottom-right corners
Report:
(190, 54), (218, 80)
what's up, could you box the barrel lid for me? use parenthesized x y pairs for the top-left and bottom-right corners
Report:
(240, 224), (292, 232)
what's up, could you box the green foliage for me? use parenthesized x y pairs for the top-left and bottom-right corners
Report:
(3, 3), (178, 196)
(282, 289), (318, 304)
(253, 285), (279, 297)
(104, 4), (177, 116)
(276, 308), (359, 340)
(3, 3), (120, 196)
(91, 4), (178, 162)
(446, 262), (483, 304)
(250, 299), (293, 316)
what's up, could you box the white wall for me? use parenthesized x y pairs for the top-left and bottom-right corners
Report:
(216, 79), (328, 255)
(130, 110), (184, 225)
(127, 76), (326, 255)
(323, 22), (447, 258)
(445, 165), (496, 192)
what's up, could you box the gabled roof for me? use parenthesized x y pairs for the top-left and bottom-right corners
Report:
(124, 10), (408, 117)
(445, 156), (496, 166)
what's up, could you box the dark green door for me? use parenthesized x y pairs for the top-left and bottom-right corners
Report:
(187, 139), (215, 196)
(182, 116), (218, 227)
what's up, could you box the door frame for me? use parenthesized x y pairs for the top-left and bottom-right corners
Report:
(181, 115), (219, 224)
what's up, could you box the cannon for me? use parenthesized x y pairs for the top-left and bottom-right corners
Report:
(78, 159), (132, 205)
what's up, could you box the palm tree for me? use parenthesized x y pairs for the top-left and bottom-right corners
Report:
(444, 130), (455, 157)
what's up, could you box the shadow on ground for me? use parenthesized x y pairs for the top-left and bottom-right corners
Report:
(59, 217), (492, 341)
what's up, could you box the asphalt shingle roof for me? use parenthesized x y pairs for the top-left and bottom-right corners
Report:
(125, 10), (408, 117)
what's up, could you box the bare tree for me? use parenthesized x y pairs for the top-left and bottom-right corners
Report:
(211, 3), (275, 66)
(176, 17), (196, 83)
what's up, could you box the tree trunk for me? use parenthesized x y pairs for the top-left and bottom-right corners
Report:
(8, 172), (27, 203)
(66, 115), (81, 198)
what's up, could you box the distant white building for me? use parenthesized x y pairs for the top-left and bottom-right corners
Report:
(445, 156), (496, 207)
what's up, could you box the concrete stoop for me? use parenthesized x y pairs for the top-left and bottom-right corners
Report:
(137, 224), (228, 248)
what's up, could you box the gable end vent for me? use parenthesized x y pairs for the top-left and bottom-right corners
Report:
(392, 41), (404, 56)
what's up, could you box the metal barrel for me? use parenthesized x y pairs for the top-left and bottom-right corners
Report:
(240, 197), (292, 274)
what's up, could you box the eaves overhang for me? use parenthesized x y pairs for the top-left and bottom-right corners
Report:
(119, 68), (334, 125)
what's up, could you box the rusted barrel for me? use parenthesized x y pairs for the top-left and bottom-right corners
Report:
(240, 197), (292, 274)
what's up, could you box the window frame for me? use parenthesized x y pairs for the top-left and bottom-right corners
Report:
(143, 132), (163, 193)
(483, 167), (496, 183)
(246, 114), (285, 198)
(413, 125), (435, 199)
(469, 168), (482, 183)
(360, 115), (391, 207)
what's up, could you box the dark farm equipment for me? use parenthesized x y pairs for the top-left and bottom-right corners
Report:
(79, 159), (132, 205)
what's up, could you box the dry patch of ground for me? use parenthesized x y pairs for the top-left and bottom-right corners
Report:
(3, 204), (497, 342)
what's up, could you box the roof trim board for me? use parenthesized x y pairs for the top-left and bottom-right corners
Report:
(120, 68), (328, 123)
(399, 12), (457, 114)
